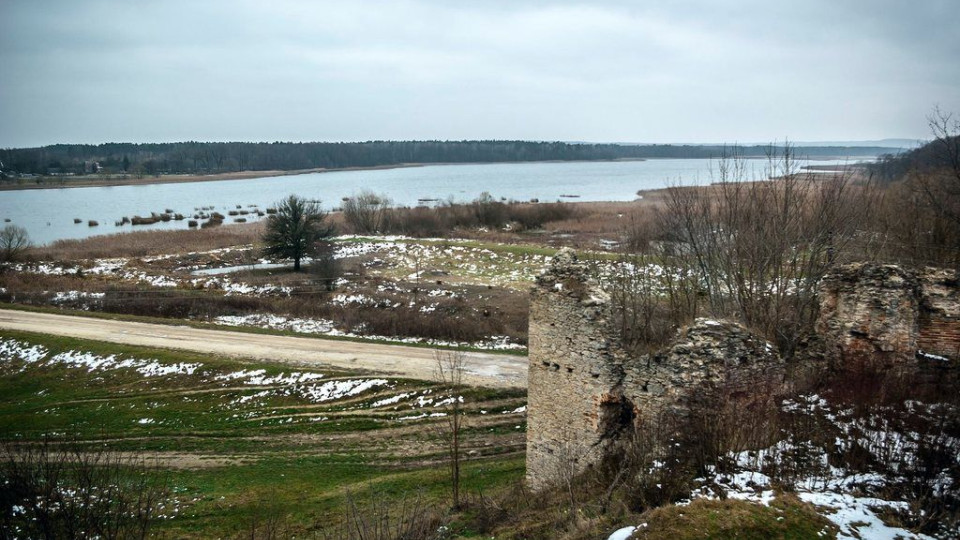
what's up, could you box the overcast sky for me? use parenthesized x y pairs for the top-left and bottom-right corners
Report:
(1, 0), (957, 147)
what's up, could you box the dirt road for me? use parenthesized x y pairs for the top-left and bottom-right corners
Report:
(0, 309), (528, 388)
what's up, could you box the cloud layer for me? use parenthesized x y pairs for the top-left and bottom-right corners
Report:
(1, 0), (957, 146)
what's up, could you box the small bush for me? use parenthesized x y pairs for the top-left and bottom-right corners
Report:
(0, 440), (169, 540)
(0, 225), (31, 263)
(318, 489), (442, 540)
(343, 190), (393, 234)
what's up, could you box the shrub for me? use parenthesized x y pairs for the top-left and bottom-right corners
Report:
(0, 440), (169, 540)
(0, 225), (30, 263)
(343, 190), (393, 234)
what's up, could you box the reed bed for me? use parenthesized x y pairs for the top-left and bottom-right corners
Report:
(32, 222), (266, 260)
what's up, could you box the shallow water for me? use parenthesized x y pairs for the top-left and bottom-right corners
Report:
(0, 157), (868, 246)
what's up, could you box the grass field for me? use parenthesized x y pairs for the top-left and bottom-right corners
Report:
(0, 330), (527, 538)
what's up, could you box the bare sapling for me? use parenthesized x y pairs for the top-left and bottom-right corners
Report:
(434, 350), (466, 510)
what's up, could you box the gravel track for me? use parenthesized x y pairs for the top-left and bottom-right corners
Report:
(0, 309), (528, 388)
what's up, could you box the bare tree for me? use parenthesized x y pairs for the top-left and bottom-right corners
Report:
(657, 144), (873, 356)
(600, 251), (700, 355)
(319, 489), (439, 540)
(928, 106), (960, 184)
(434, 350), (466, 509)
(0, 224), (31, 263)
(342, 190), (393, 234)
(913, 107), (960, 226)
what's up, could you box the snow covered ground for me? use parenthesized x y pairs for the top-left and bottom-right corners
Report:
(0, 336), (392, 409)
(607, 392), (958, 539)
(212, 313), (526, 351)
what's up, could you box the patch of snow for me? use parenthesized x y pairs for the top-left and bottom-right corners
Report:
(798, 492), (933, 540)
(299, 379), (389, 403)
(49, 291), (106, 304)
(607, 526), (636, 540)
(371, 392), (414, 408)
(917, 350), (950, 362)
(232, 390), (272, 405)
(213, 369), (324, 386)
(214, 313), (337, 334)
(212, 312), (525, 351)
(398, 412), (448, 421)
(0, 338), (49, 366)
(0, 337), (200, 378)
(434, 396), (464, 407)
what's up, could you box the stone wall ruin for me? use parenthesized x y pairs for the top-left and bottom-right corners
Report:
(817, 263), (960, 367)
(525, 252), (959, 490)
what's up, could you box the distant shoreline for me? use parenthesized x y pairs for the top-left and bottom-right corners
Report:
(0, 159), (655, 191)
(0, 163), (429, 191)
(0, 156), (877, 192)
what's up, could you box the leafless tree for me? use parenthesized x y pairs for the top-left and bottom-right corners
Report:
(657, 144), (872, 355)
(434, 350), (466, 510)
(319, 489), (439, 540)
(600, 251), (700, 355)
(343, 190), (393, 234)
(912, 107), (960, 227)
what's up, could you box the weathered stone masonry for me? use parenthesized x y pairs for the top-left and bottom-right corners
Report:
(526, 253), (959, 490)
(526, 250), (788, 489)
(817, 263), (960, 366)
(526, 249), (622, 488)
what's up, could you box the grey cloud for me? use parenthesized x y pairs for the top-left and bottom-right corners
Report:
(1, 0), (957, 147)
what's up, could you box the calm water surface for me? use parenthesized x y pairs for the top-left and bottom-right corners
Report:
(0, 158), (867, 246)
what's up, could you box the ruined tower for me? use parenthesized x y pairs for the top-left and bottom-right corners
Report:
(526, 248), (622, 489)
(526, 250), (787, 489)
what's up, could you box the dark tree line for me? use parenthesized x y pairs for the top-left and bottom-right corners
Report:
(0, 140), (888, 177)
(868, 135), (960, 183)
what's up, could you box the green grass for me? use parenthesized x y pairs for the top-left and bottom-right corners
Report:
(623, 495), (837, 540)
(0, 329), (528, 538)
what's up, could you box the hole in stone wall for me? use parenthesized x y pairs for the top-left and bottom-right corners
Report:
(566, 367), (574, 373)
(551, 363), (560, 371)
(598, 394), (636, 440)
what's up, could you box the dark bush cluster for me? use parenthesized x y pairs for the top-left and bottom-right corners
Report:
(341, 191), (576, 237)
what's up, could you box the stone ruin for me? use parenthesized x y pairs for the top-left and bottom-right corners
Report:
(818, 263), (960, 367)
(525, 250), (959, 490)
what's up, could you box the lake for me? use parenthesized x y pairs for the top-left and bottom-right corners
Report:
(0, 157), (868, 246)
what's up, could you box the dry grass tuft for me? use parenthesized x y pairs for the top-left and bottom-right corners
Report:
(32, 222), (266, 260)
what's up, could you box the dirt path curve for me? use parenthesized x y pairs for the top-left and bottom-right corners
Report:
(0, 309), (528, 388)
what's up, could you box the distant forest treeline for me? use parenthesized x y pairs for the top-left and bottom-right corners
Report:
(0, 140), (891, 177)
